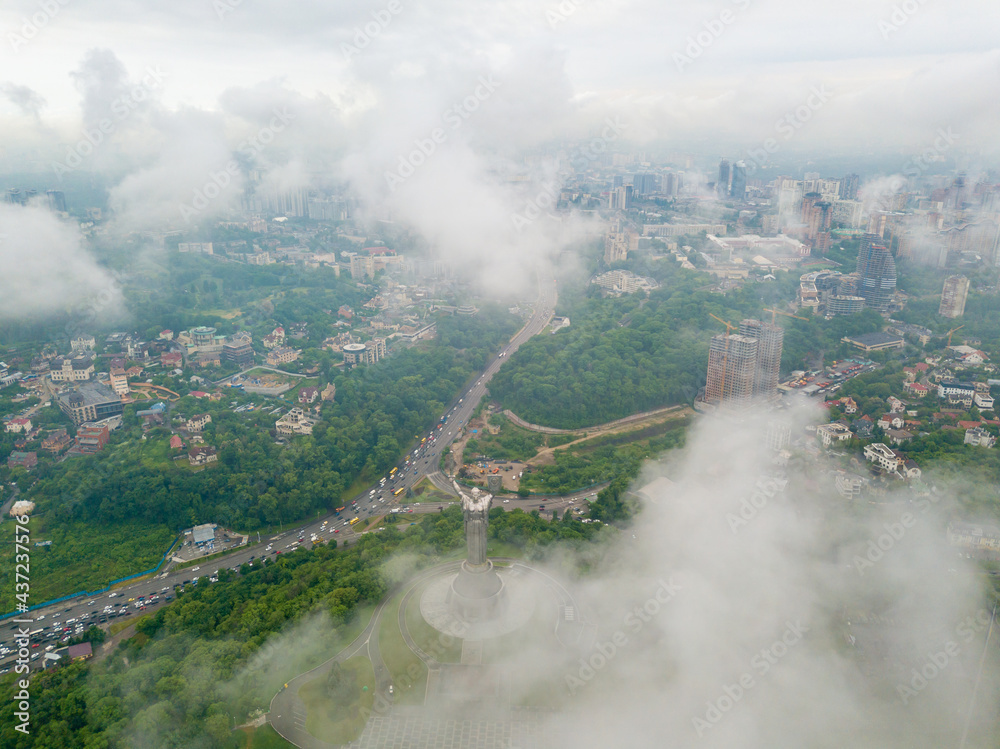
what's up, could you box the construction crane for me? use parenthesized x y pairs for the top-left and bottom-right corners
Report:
(946, 325), (964, 346)
(708, 313), (738, 404)
(763, 307), (808, 324)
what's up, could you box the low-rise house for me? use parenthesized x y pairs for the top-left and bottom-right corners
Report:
(887, 396), (906, 413)
(262, 327), (285, 349)
(321, 383), (337, 402)
(7, 451), (37, 470)
(67, 642), (93, 661)
(266, 347), (300, 367)
(904, 382), (929, 398)
(902, 459), (921, 479)
(298, 386), (319, 404)
(853, 414), (875, 438)
(169, 435), (184, 450)
(863, 443), (903, 473)
(947, 522), (1000, 557)
(49, 355), (95, 382)
(964, 426), (996, 448)
(841, 397), (858, 414)
(817, 422), (853, 447)
(188, 446), (218, 466)
(161, 352), (183, 369)
(75, 424), (110, 454)
(186, 414), (212, 432)
(41, 429), (72, 453)
(5, 417), (32, 433)
(276, 408), (316, 436)
(885, 428), (913, 445)
(877, 414), (904, 430)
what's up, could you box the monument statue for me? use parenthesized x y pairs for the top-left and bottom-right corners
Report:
(449, 481), (504, 621)
(455, 481), (492, 568)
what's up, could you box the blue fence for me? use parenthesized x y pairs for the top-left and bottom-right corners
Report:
(0, 535), (181, 622)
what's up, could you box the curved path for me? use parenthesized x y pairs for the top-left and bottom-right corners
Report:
(503, 404), (689, 435)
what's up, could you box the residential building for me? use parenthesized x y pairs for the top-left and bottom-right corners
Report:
(161, 352), (183, 369)
(947, 522), (1000, 557)
(7, 451), (37, 470)
(298, 386), (319, 404)
(266, 347), (300, 367)
(817, 422), (853, 447)
(704, 334), (758, 410)
(739, 319), (784, 401)
(109, 366), (129, 397)
(186, 414), (212, 432)
(70, 335), (96, 352)
(841, 397), (858, 414)
(262, 327), (285, 349)
(863, 443), (903, 472)
(275, 408), (316, 436)
(964, 426), (996, 448)
(188, 446), (218, 466)
(938, 380), (976, 400)
(5, 417), (31, 433)
(57, 383), (124, 426)
(833, 471), (866, 499)
(905, 382), (929, 398)
(66, 642), (93, 662)
(592, 270), (659, 295)
(853, 414), (875, 438)
(939, 276), (970, 318)
(75, 424), (110, 454)
(222, 332), (254, 368)
(730, 161), (748, 200)
(41, 429), (72, 454)
(50, 355), (95, 382)
(826, 295), (866, 316)
(885, 428), (913, 445)
(974, 392), (995, 410)
(855, 233), (897, 311)
(321, 383), (337, 402)
(169, 435), (183, 450)
(350, 254), (376, 280)
(877, 414), (904, 430)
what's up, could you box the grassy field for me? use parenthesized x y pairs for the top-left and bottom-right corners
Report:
(244, 723), (296, 748)
(378, 589), (427, 705)
(300, 656), (376, 745)
(0, 516), (176, 612)
(408, 477), (457, 504)
(403, 584), (462, 664)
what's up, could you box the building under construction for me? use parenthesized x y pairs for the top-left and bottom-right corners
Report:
(705, 333), (758, 410)
(739, 319), (784, 402)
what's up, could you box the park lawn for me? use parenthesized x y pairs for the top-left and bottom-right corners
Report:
(378, 589), (427, 705)
(245, 723), (295, 748)
(300, 655), (375, 745)
(403, 584), (462, 664)
(0, 516), (176, 613)
(408, 477), (456, 504)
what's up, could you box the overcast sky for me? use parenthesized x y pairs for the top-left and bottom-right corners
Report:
(2, 0), (998, 154)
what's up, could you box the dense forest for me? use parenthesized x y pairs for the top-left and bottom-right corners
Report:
(488, 258), (886, 429)
(0, 506), (599, 749)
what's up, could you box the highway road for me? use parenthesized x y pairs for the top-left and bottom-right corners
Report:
(0, 276), (566, 673)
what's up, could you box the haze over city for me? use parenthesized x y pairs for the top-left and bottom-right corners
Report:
(0, 2), (998, 748)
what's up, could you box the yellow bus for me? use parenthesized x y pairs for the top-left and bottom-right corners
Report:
(349, 517), (360, 525)
(393, 487), (405, 496)
(390, 467), (397, 475)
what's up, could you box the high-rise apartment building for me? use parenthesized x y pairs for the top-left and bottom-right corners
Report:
(718, 159), (731, 197)
(856, 234), (897, 312)
(739, 319), (784, 401)
(705, 334), (758, 410)
(730, 161), (748, 200)
(840, 174), (860, 200)
(938, 275), (970, 318)
(632, 173), (660, 195)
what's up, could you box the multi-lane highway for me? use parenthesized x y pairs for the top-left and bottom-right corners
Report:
(0, 276), (566, 673)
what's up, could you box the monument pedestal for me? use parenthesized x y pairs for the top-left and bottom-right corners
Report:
(448, 560), (505, 622)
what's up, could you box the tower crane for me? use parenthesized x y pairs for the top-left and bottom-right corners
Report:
(946, 325), (964, 347)
(763, 308), (808, 324)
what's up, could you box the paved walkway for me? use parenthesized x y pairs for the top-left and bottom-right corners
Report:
(503, 404), (688, 435)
